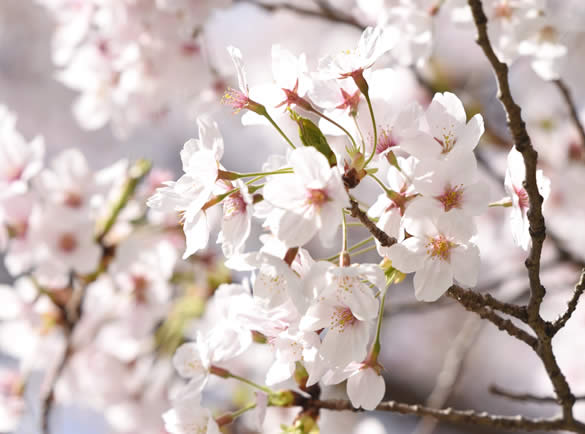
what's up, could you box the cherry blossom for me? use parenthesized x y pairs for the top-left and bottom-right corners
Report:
(386, 208), (480, 301)
(163, 393), (221, 434)
(147, 116), (224, 258)
(0, 105), (44, 198)
(504, 147), (551, 250)
(263, 147), (349, 247)
(403, 92), (484, 162)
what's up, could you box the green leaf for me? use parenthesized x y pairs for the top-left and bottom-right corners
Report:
(289, 110), (337, 166)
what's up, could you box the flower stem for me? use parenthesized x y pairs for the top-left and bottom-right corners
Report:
(324, 236), (374, 262)
(262, 109), (296, 149)
(363, 91), (378, 167)
(370, 286), (388, 361)
(352, 113), (367, 154)
(309, 107), (359, 151)
(367, 173), (394, 196)
(228, 373), (273, 394)
(350, 244), (377, 257)
(489, 197), (513, 207)
(234, 168), (293, 179)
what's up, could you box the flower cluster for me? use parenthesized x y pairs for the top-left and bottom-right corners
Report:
(37, 0), (230, 136)
(0, 104), (233, 433)
(345, 0), (582, 80)
(150, 26), (536, 431)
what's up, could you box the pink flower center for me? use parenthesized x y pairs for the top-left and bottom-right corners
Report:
(306, 188), (329, 208)
(58, 233), (78, 254)
(376, 128), (399, 154)
(131, 274), (149, 303)
(434, 131), (457, 154)
(435, 184), (465, 212)
(222, 88), (250, 113)
(181, 42), (200, 56)
(494, 1), (513, 19)
(223, 191), (247, 218)
(514, 185), (530, 211)
(330, 306), (358, 332)
(426, 235), (456, 262)
(64, 191), (83, 208)
(4, 166), (24, 183)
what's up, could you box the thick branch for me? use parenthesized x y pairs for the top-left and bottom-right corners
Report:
(467, 0), (546, 321)
(554, 79), (585, 152)
(308, 399), (584, 432)
(490, 385), (585, 404)
(348, 199), (396, 247)
(447, 287), (537, 349)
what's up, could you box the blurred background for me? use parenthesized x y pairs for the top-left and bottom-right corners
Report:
(1, 1), (585, 433)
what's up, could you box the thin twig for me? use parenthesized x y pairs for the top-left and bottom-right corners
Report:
(447, 287), (537, 349)
(554, 79), (585, 152)
(552, 269), (585, 334)
(234, 0), (362, 29)
(490, 385), (585, 404)
(448, 285), (527, 321)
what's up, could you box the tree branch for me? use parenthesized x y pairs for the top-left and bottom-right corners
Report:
(467, 0), (546, 321)
(552, 269), (585, 334)
(554, 79), (585, 152)
(234, 0), (362, 29)
(307, 399), (585, 432)
(348, 199), (396, 247)
(490, 385), (585, 404)
(448, 285), (527, 321)
(447, 287), (537, 349)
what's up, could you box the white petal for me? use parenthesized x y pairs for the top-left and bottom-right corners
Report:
(413, 259), (453, 301)
(451, 244), (480, 287)
(347, 368), (385, 410)
(385, 240), (425, 273)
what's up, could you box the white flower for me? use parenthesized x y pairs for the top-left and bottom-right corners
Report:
(504, 147), (550, 250)
(147, 117), (224, 259)
(411, 154), (489, 217)
(300, 263), (383, 368)
(163, 393), (220, 434)
(386, 208), (480, 301)
(0, 106), (44, 198)
(241, 44), (312, 129)
(403, 92), (484, 162)
(318, 26), (398, 80)
(32, 205), (102, 287)
(217, 180), (253, 258)
(172, 335), (212, 395)
(263, 147), (349, 247)
(323, 362), (385, 411)
(229, 251), (308, 313)
(35, 148), (119, 212)
(265, 328), (320, 386)
(381, 2), (433, 67)
(0, 192), (38, 276)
